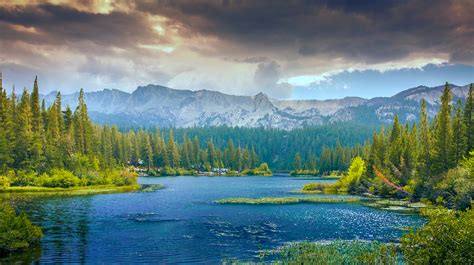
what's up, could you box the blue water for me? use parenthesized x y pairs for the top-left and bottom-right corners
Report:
(9, 176), (424, 264)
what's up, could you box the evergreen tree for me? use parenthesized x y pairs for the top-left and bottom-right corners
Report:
(452, 100), (467, 165)
(417, 100), (432, 180)
(464, 84), (474, 154)
(167, 129), (180, 167)
(293, 152), (301, 171)
(14, 88), (33, 170)
(432, 83), (454, 174)
(30, 77), (44, 171)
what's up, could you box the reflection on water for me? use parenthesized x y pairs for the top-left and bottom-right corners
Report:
(6, 176), (425, 264)
(1, 245), (42, 264)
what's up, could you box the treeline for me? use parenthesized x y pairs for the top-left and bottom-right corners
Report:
(0, 78), (264, 179)
(292, 144), (365, 175)
(169, 123), (376, 171)
(356, 83), (474, 209)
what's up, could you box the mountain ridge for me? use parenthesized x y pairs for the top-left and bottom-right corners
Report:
(43, 83), (473, 129)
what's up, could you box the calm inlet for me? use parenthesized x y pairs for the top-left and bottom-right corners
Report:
(11, 176), (424, 263)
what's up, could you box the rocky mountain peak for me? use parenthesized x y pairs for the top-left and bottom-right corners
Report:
(42, 82), (473, 129)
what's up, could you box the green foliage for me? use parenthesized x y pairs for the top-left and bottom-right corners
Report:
(277, 241), (400, 264)
(302, 182), (332, 192)
(9, 171), (37, 187)
(290, 169), (320, 176)
(215, 196), (361, 204)
(401, 207), (474, 264)
(334, 156), (365, 193)
(36, 169), (81, 188)
(0, 204), (43, 255)
(251, 163), (272, 176)
(106, 170), (138, 186)
(0, 176), (9, 189)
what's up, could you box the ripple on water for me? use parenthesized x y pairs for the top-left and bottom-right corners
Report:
(125, 212), (182, 223)
(9, 176), (424, 264)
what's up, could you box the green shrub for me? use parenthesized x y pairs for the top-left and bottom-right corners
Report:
(0, 204), (43, 255)
(147, 169), (158, 176)
(0, 176), (10, 189)
(161, 166), (178, 176)
(107, 170), (138, 186)
(291, 169), (320, 176)
(334, 156), (365, 193)
(9, 171), (37, 187)
(248, 163), (272, 176)
(302, 182), (332, 192)
(38, 169), (81, 188)
(401, 207), (474, 264)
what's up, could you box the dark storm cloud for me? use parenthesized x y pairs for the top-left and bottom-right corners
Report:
(0, 3), (167, 48)
(136, 0), (474, 64)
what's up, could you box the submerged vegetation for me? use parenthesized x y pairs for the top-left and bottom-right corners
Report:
(274, 241), (401, 265)
(215, 196), (362, 205)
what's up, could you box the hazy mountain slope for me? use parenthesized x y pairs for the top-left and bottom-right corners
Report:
(43, 83), (472, 129)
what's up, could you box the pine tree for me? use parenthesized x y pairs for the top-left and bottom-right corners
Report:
(14, 88), (33, 170)
(432, 83), (454, 174)
(417, 100), (432, 180)
(464, 84), (474, 154)
(293, 152), (301, 171)
(452, 100), (467, 165)
(167, 129), (179, 167)
(30, 77), (44, 171)
(145, 134), (153, 170)
(0, 87), (13, 171)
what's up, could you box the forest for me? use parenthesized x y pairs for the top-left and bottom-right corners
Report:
(306, 83), (474, 210)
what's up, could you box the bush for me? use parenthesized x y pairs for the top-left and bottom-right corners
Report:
(291, 169), (320, 176)
(9, 171), (37, 187)
(107, 170), (138, 186)
(0, 176), (10, 189)
(161, 166), (178, 176)
(0, 204), (43, 255)
(37, 169), (81, 188)
(401, 207), (474, 264)
(147, 169), (158, 176)
(334, 157), (365, 193)
(248, 163), (272, 176)
(302, 182), (332, 192)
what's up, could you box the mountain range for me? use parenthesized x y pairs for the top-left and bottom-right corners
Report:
(43, 83), (472, 129)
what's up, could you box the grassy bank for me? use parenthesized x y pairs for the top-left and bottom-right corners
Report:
(215, 196), (363, 205)
(0, 184), (140, 197)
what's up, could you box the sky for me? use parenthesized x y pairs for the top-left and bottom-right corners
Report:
(0, 0), (473, 100)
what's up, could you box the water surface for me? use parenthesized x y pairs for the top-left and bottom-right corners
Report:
(9, 176), (424, 264)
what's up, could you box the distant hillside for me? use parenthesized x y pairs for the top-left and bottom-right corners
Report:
(43, 83), (472, 129)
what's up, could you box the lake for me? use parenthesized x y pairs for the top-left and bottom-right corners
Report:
(7, 176), (425, 264)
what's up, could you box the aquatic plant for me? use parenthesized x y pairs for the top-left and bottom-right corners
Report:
(0, 204), (43, 255)
(215, 196), (362, 205)
(275, 241), (401, 264)
(139, 184), (165, 192)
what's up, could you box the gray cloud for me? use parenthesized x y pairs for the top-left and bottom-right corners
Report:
(254, 60), (293, 99)
(136, 0), (474, 64)
(0, 0), (472, 98)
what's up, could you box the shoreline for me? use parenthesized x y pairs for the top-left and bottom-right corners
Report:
(0, 184), (140, 197)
